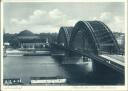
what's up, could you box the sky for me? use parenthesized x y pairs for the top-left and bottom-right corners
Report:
(4, 2), (125, 34)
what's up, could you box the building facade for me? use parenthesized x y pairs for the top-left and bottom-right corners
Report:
(17, 30), (49, 50)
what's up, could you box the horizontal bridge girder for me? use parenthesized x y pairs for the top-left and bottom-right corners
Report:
(51, 43), (124, 74)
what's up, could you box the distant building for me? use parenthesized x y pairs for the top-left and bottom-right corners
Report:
(16, 30), (49, 50)
(116, 34), (125, 54)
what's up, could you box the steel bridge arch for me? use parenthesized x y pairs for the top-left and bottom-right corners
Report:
(69, 21), (120, 55)
(57, 27), (73, 47)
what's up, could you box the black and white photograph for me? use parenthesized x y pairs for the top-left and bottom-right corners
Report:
(1, 0), (127, 90)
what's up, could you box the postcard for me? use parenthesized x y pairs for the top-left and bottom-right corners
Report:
(1, 0), (127, 91)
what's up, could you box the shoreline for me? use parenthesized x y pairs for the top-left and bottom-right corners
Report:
(4, 49), (51, 57)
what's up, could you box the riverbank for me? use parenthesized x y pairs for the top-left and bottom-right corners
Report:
(4, 49), (51, 56)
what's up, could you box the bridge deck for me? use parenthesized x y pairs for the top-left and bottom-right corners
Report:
(100, 55), (124, 66)
(51, 43), (124, 74)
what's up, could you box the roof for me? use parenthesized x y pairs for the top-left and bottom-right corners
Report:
(19, 38), (46, 43)
(17, 30), (46, 43)
(18, 30), (35, 36)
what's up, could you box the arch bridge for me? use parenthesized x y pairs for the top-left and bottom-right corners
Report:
(51, 21), (124, 74)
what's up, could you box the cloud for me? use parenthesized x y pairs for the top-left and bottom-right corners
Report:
(10, 10), (124, 33)
(91, 12), (125, 33)
(49, 9), (67, 20)
(11, 18), (18, 23)
(29, 10), (48, 25)
(10, 9), (77, 33)
(33, 10), (46, 16)
(11, 18), (28, 25)
(27, 9), (71, 26)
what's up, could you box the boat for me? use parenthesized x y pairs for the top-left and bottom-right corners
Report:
(30, 76), (67, 84)
(23, 51), (51, 56)
(5, 50), (51, 56)
(5, 50), (24, 56)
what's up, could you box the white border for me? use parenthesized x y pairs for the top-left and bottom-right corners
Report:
(1, 0), (4, 90)
(2, 0), (126, 2)
(1, 0), (128, 91)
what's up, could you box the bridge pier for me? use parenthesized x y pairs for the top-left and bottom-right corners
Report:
(89, 59), (124, 84)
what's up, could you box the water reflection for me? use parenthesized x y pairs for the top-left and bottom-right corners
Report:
(54, 55), (124, 85)
(4, 55), (124, 85)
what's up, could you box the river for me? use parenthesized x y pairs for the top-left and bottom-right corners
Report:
(3, 56), (124, 85)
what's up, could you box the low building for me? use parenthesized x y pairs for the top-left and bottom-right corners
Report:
(17, 30), (49, 50)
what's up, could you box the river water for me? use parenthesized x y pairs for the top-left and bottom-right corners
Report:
(3, 56), (124, 85)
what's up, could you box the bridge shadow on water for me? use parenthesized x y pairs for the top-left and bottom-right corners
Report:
(52, 56), (124, 85)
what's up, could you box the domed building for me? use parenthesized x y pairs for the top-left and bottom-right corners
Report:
(17, 30), (49, 50)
